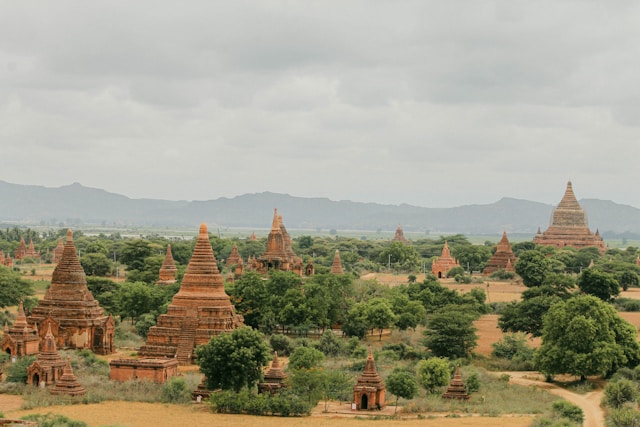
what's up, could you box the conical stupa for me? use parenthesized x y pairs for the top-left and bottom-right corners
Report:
(392, 224), (409, 244)
(431, 241), (460, 278)
(0, 301), (40, 357)
(442, 366), (470, 400)
(157, 244), (178, 285)
(483, 231), (517, 275)
(27, 320), (66, 387)
(138, 223), (244, 364)
(331, 250), (344, 274)
(353, 348), (386, 410)
(50, 357), (86, 396)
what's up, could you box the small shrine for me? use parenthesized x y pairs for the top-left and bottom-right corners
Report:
(483, 231), (517, 275)
(353, 349), (386, 410)
(25, 240), (40, 259)
(28, 229), (115, 354)
(304, 258), (315, 276)
(49, 357), (86, 397)
(156, 244), (178, 285)
(26, 321), (65, 388)
(431, 241), (460, 278)
(258, 352), (288, 394)
(0, 301), (40, 357)
(225, 244), (244, 278)
(330, 250), (344, 274)
(14, 238), (27, 260)
(392, 224), (409, 244)
(442, 366), (470, 400)
(138, 223), (244, 364)
(533, 182), (606, 253)
(109, 358), (179, 384)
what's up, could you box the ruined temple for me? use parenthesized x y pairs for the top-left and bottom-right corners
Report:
(258, 352), (288, 394)
(225, 244), (244, 278)
(138, 223), (244, 365)
(431, 241), (460, 278)
(28, 230), (115, 354)
(156, 244), (178, 285)
(255, 209), (304, 275)
(49, 357), (86, 397)
(330, 250), (344, 274)
(392, 224), (409, 244)
(27, 321), (66, 387)
(353, 348), (386, 410)
(1, 301), (40, 357)
(14, 237), (27, 260)
(483, 231), (517, 276)
(533, 182), (606, 253)
(442, 366), (470, 400)
(25, 240), (40, 259)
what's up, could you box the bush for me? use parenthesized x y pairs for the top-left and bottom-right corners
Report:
(492, 333), (535, 361)
(454, 274), (472, 284)
(615, 298), (640, 312)
(209, 389), (310, 416)
(5, 355), (37, 383)
(603, 379), (638, 409)
(21, 413), (88, 427)
(161, 377), (191, 403)
(269, 334), (294, 356)
(552, 401), (584, 424)
(489, 269), (516, 280)
(446, 266), (465, 278)
(289, 346), (325, 370)
(466, 372), (480, 393)
(607, 406), (640, 427)
(316, 330), (344, 357)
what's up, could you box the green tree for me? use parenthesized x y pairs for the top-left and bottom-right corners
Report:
(416, 357), (450, 393)
(321, 371), (353, 411)
(423, 305), (478, 358)
(386, 368), (418, 413)
(0, 266), (34, 308)
(195, 326), (271, 392)
(617, 270), (640, 291)
(535, 295), (640, 380)
(578, 269), (620, 301)
(365, 298), (397, 341)
(119, 239), (153, 271)
(515, 250), (552, 287)
(498, 295), (562, 337)
(80, 252), (112, 276)
(289, 346), (325, 370)
(603, 379), (638, 409)
(115, 281), (164, 323)
(341, 302), (370, 339)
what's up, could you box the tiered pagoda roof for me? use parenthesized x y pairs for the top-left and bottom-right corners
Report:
(138, 223), (243, 364)
(442, 366), (470, 400)
(255, 209), (303, 274)
(330, 250), (344, 274)
(533, 182), (606, 253)
(259, 352), (288, 394)
(353, 348), (386, 410)
(226, 244), (243, 267)
(392, 224), (409, 244)
(431, 241), (460, 278)
(28, 229), (114, 354)
(157, 244), (178, 285)
(50, 358), (86, 397)
(0, 301), (40, 357)
(53, 239), (64, 264)
(27, 321), (66, 386)
(483, 231), (517, 275)
(14, 237), (27, 260)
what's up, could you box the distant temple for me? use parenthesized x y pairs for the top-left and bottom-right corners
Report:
(28, 230), (115, 355)
(431, 241), (460, 278)
(14, 238), (27, 260)
(248, 209), (304, 275)
(25, 240), (40, 259)
(53, 239), (64, 264)
(225, 244), (244, 278)
(353, 349), (386, 410)
(483, 231), (516, 275)
(138, 223), (244, 364)
(533, 182), (606, 253)
(392, 224), (409, 244)
(156, 244), (178, 285)
(330, 250), (344, 274)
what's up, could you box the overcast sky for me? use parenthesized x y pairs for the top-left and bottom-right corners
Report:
(1, 1), (639, 209)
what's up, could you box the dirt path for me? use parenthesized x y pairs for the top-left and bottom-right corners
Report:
(503, 372), (605, 427)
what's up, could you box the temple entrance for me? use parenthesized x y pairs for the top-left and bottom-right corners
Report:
(33, 373), (40, 387)
(361, 394), (368, 410)
(438, 272), (442, 278)
(5, 348), (11, 355)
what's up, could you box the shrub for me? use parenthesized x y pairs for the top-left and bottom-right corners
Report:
(492, 333), (535, 361)
(489, 269), (516, 280)
(552, 401), (584, 424)
(289, 346), (325, 370)
(466, 372), (480, 393)
(607, 406), (640, 427)
(316, 330), (344, 357)
(269, 334), (294, 356)
(416, 358), (450, 393)
(446, 266), (465, 278)
(21, 413), (87, 427)
(454, 274), (472, 284)
(161, 377), (190, 403)
(603, 379), (638, 409)
(5, 355), (37, 383)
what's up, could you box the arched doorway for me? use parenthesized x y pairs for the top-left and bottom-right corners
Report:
(438, 272), (442, 278)
(33, 373), (40, 387)
(361, 394), (368, 410)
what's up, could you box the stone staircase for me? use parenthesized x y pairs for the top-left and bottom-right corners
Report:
(176, 317), (198, 365)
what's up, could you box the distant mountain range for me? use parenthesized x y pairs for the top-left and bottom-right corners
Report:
(1, 180), (639, 236)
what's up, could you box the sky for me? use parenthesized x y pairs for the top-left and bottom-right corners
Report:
(1, 1), (639, 209)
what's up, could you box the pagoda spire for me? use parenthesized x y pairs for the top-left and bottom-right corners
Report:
(331, 250), (344, 274)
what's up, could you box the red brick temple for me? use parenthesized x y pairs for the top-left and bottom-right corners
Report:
(1, 301), (40, 357)
(442, 366), (470, 400)
(27, 321), (66, 388)
(330, 250), (344, 274)
(28, 230), (115, 354)
(258, 352), (288, 394)
(50, 357), (86, 397)
(25, 240), (40, 259)
(53, 239), (64, 264)
(392, 224), (409, 244)
(533, 182), (606, 253)
(251, 209), (304, 275)
(225, 244), (244, 278)
(353, 348), (386, 410)
(14, 237), (27, 260)
(483, 231), (517, 275)
(109, 358), (179, 384)
(156, 244), (178, 285)
(138, 223), (244, 364)
(431, 241), (460, 278)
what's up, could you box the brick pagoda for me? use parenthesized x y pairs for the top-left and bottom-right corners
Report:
(28, 230), (115, 354)
(330, 250), (344, 274)
(53, 239), (64, 264)
(253, 209), (303, 275)
(533, 182), (606, 253)
(442, 366), (470, 400)
(138, 223), (244, 364)
(258, 352), (288, 394)
(353, 348), (386, 410)
(1, 301), (40, 357)
(50, 357), (86, 397)
(392, 224), (409, 244)
(14, 237), (27, 260)
(225, 244), (244, 278)
(25, 240), (40, 259)
(483, 231), (517, 275)
(156, 244), (178, 285)
(27, 321), (66, 387)
(431, 241), (460, 278)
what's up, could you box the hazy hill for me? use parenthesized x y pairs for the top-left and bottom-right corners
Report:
(1, 180), (639, 235)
